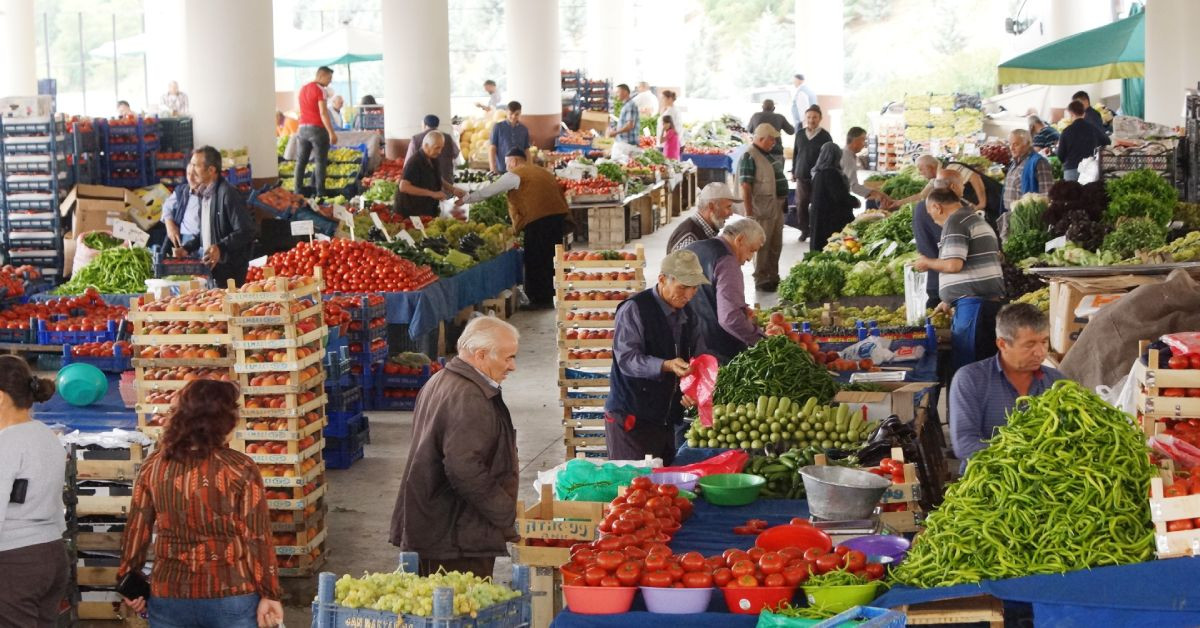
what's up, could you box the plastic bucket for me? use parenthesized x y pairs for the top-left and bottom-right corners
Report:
(562, 586), (637, 615)
(720, 585), (796, 615)
(803, 582), (880, 614)
(56, 363), (108, 406)
(649, 471), (700, 492)
(639, 586), (713, 614)
(697, 473), (766, 506)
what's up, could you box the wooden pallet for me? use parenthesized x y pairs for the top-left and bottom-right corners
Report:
(900, 595), (1003, 626)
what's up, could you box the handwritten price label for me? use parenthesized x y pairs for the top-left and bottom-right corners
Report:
(111, 219), (150, 246)
(290, 220), (314, 236)
(517, 519), (597, 540)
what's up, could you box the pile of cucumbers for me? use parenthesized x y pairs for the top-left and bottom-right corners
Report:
(685, 395), (872, 453)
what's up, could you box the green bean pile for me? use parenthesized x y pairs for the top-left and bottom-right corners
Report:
(53, 247), (152, 295)
(891, 380), (1155, 588)
(713, 335), (839, 406)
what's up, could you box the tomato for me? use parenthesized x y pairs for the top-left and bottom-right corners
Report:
(643, 553), (669, 571)
(599, 575), (621, 587)
(644, 543), (672, 557)
(656, 484), (680, 498)
(612, 519), (636, 535)
(814, 553), (841, 574)
(844, 550), (867, 572)
(584, 566), (606, 586)
(1164, 388), (1186, 397)
(682, 571), (713, 588)
(802, 547), (824, 562)
(679, 552), (706, 572)
(623, 546), (647, 560)
(1166, 484), (1187, 498)
(1167, 520), (1195, 531)
(732, 525), (756, 535)
(1170, 355), (1191, 369)
(789, 517), (812, 526)
(864, 563), (886, 581)
(724, 549), (749, 566)
(630, 476), (653, 490)
(1190, 354), (1200, 370)
(641, 570), (673, 588)
(758, 552), (785, 575)
(1189, 388), (1200, 398)
(666, 561), (685, 582)
(615, 561), (642, 586)
(782, 564), (810, 586)
(746, 519), (769, 531)
(712, 567), (734, 587)
(595, 536), (622, 551)
(594, 550), (624, 571)
(571, 548), (595, 566)
(747, 548), (765, 562)
(730, 559), (756, 579)
(833, 546), (850, 557)
(764, 573), (786, 587)
(733, 574), (759, 587)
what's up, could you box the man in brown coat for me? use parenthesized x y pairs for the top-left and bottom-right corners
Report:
(390, 316), (521, 577)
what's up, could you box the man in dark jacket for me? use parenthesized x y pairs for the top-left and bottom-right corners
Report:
(390, 316), (520, 578)
(746, 99), (795, 160)
(1057, 100), (1111, 181)
(606, 250), (709, 462)
(162, 145), (258, 286)
(687, 219), (766, 364)
(790, 105), (831, 241)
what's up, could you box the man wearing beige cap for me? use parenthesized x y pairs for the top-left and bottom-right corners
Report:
(738, 123), (788, 291)
(667, 182), (740, 253)
(606, 250), (709, 462)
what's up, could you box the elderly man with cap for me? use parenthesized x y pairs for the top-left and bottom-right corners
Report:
(686, 219), (767, 364)
(406, 115), (461, 185)
(606, 250), (709, 461)
(737, 123), (789, 291)
(667, 183), (739, 253)
(396, 131), (467, 219)
(459, 148), (569, 309)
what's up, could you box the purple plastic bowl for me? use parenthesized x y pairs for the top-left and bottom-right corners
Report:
(639, 586), (714, 614)
(838, 535), (911, 563)
(648, 471), (700, 492)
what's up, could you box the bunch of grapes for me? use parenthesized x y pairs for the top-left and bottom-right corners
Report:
(333, 570), (520, 618)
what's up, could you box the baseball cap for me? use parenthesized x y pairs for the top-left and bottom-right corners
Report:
(697, 182), (741, 206)
(423, 114), (440, 128)
(660, 250), (710, 287)
(753, 123), (781, 139)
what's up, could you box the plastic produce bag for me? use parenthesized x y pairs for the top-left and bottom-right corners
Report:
(904, 264), (928, 325)
(755, 611), (821, 627)
(838, 337), (894, 365)
(680, 354), (718, 426)
(554, 459), (652, 502)
(1162, 333), (1200, 357)
(656, 449), (749, 478)
(1149, 434), (1200, 469)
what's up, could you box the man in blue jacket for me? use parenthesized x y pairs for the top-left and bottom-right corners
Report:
(162, 146), (258, 286)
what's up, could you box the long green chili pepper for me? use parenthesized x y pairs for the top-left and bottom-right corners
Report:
(713, 335), (839, 405)
(53, 247), (152, 295)
(889, 380), (1156, 588)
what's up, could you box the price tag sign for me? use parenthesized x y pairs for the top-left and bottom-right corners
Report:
(411, 215), (426, 235)
(1045, 235), (1068, 252)
(112, 219), (150, 247)
(248, 256), (268, 268)
(314, 233), (331, 241)
(290, 220), (314, 236)
(397, 230), (417, 246)
(369, 212), (393, 242)
(881, 241), (899, 258)
(332, 204), (353, 225)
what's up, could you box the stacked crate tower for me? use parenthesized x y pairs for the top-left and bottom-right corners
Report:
(0, 107), (73, 282)
(554, 244), (646, 459)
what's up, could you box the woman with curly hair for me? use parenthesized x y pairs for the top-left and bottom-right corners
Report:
(118, 380), (283, 627)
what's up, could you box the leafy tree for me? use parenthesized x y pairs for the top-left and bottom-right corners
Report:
(733, 10), (794, 89)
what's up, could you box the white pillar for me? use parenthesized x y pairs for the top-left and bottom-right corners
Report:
(142, 0), (187, 111)
(505, 0), (561, 147)
(586, 0), (624, 82)
(184, 0), (277, 177)
(1044, 0), (1112, 109)
(795, 0), (844, 137)
(1145, 0), (1200, 125)
(0, 0), (37, 97)
(382, 0), (450, 154)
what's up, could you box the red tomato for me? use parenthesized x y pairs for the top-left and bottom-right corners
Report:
(682, 571), (713, 588)
(732, 525), (756, 535)
(802, 547), (824, 562)
(656, 484), (680, 498)
(1169, 355), (1191, 369)
(595, 550), (624, 571)
(734, 574), (759, 587)
(864, 563), (886, 581)
(1190, 354), (1200, 369)
(1164, 388), (1186, 397)
(615, 561), (642, 586)
(641, 570), (673, 588)
(814, 554), (841, 574)
(758, 552), (785, 575)
(643, 553), (669, 571)
(789, 517), (812, 526)
(833, 546), (850, 557)
(724, 549), (750, 566)
(630, 476), (653, 490)
(599, 575), (621, 587)
(844, 550), (868, 572)
(712, 567), (734, 587)
(571, 548), (595, 566)
(764, 573), (786, 587)
(730, 559), (756, 578)
(679, 552), (706, 572)
(584, 566), (606, 586)
(783, 563), (810, 586)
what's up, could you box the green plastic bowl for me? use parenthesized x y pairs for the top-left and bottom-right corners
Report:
(678, 489), (697, 501)
(697, 473), (766, 506)
(55, 363), (108, 407)
(803, 582), (880, 614)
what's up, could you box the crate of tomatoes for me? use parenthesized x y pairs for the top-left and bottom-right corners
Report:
(245, 240), (436, 294)
(63, 341), (133, 373)
(1136, 338), (1200, 435)
(560, 175), (624, 204)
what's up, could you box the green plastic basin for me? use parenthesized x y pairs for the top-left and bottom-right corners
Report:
(697, 473), (766, 506)
(803, 582), (880, 614)
(56, 363), (108, 407)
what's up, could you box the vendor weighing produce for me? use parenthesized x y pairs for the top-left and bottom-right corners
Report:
(605, 250), (708, 462)
(950, 304), (1064, 473)
(686, 219), (766, 364)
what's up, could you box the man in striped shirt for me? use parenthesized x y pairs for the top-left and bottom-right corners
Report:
(914, 187), (1005, 374)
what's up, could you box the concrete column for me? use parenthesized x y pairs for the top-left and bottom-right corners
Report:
(506, 0), (561, 148)
(1044, 0), (1112, 109)
(0, 0), (37, 97)
(1145, 0), (1200, 125)
(586, 0), (624, 82)
(184, 0), (277, 178)
(794, 0), (844, 137)
(142, 0), (187, 111)
(382, 0), (450, 158)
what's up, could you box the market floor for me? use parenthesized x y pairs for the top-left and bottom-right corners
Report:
(278, 212), (811, 624)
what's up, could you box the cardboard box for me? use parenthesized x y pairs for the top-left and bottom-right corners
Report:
(579, 110), (610, 135)
(833, 381), (937, 424)
(1048, 275), (1163, 354)
(60, 184), (146, 236)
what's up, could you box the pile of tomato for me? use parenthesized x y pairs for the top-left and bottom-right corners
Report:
(559, 175), (621, 196)
(382, 361), (442, 376)
(70, 341), (132, 358)
(1160, 472), (1200, 532)
(244, 240), (436, 294)
(0, 265), (41, 299)
(0, 288), (117, 331)
(363, 158), (405, 185)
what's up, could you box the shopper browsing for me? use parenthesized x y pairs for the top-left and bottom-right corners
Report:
(950, 304), (1064, 474)
(913, 187), (1005, 374)
(0, 356), (67, 628)
(396, 131), (467, 219)
(1002, 129), (1053, 214)
(747, 100), (795, 159)
(667, 182), (739, 253)
(476, 79), (502, 113)
(608, 84), (640, 146)
(1071, 90), (1107, 133)
(391, 317), (521, 579)
(808, 142), (859, 253)
(685, 219), (767, 364)
(1028, 115), (1060, 151)
(295, 66), (338, 197)
(738, 123), (788, 292)
(659, 115), (681, 160)
(790, 73), (816, 126)
(890, 154), (941, 207)
(405, 115), (461, 185)
(118, 380), (283, 628)
(1057, 100), (1111, 181)
(488, 101), (530, 174)
(657, 90), (681, 143)
(328, 94), (345, 130)
(159, 81), (189, 116)
(606, 250), (708, 460)
(842, 127), (894, 209)
(459, 148), (568, 309)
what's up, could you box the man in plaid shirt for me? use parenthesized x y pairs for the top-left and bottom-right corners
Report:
(608, 83), (640, 145)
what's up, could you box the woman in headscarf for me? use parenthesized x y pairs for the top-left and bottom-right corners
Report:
(808, 143), (860, 253)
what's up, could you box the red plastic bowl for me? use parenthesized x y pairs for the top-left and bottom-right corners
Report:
(720, 585), (797, 614)
(562, 585), (637, 615)
(755, 524), (833, 554)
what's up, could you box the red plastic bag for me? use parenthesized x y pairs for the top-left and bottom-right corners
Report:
(680, 354), (718, 426)
(656, 450), (749, 478)
(1150, 434), (1200, 469)
(1162, 333), (1200, 358)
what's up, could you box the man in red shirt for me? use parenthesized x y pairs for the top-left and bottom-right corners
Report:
(295, 66), (338, 197)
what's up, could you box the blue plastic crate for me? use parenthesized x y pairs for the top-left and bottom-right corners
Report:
(347, 322), (387, 345)
(324, 384), (364, 414)
(350, 345), (388, 370)
(322, 442), (363, 470)
(247, 187), (295, 220)
(812, 606), (906, 628)
(372, 391), (416, 411)
(0, 326), (33, 343)
(323, 293), (386, 322)
(36, 319), (121, 345)
(323, 417), (369, 469)
(324, 411), (365, 440)
(311, 553), (531, 628)
(61, 345), (131, 373)
(378, 359), (444, 389)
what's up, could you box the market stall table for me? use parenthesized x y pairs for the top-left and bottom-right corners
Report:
(33, 374), (136, 432)
(383, 248), (523, 338)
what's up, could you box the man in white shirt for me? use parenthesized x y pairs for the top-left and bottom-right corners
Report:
(159, 81), (189, 116)
(476, 80), (503, 113)
(842, 126), (894, 208)
(631, 81), (659, 118)
(328, 95), (345, 130)
(791, 74), (816, 126)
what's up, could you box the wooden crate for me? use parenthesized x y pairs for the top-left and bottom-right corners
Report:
(584, 205), (626, 247)
(901, 595), (1003, 626)
(512, 484), (604, 567)
(816, 446), (923, 532)
(1135, 343), (1200, 420)
(1149, 474), (1200, 558)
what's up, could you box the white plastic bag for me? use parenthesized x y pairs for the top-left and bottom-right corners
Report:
(904, 265), (929, 325)
(1098, 361), (1139, 417)
(610, 141), (643, 163)
(839, 337), (895, 364)
(1077, 156), (1100, 184)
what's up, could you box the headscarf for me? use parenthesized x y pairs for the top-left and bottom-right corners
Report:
(811, 142), (844, 181)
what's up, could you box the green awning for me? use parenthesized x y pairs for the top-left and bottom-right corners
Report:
(998, 12), (1144, 85)
(274, 27), (382, 68)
